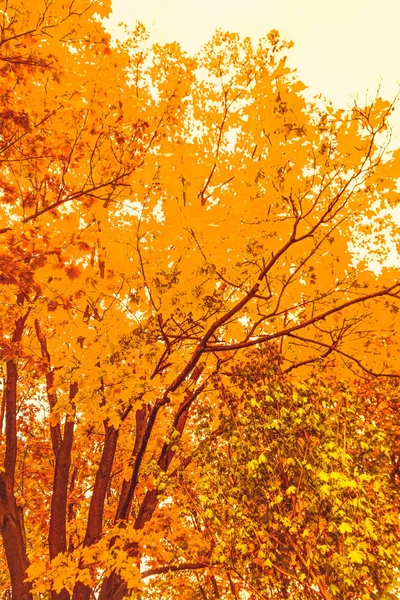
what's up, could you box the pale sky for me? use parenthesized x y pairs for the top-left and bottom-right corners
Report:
(107, 0), (400, 114)
(106, 0), (400, 266)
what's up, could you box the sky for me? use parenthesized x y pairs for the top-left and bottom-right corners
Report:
(105, 0), (400, 264)
(106, 0), (400, 115)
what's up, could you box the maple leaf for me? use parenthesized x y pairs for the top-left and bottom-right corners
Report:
(65, 265), (82, 280)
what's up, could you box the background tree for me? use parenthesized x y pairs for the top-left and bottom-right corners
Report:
(0, 1), (400, 599)
(159, 348), (400, 600)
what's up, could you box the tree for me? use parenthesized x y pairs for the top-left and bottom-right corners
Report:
(0, 0), (400, 598)
(162, 348), (400, 600)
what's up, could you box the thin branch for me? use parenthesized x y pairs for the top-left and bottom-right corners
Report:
(141, 561), (211, 579)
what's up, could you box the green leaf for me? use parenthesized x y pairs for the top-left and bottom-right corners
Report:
(339, 522), (353, 534)
(258, 453), (267, 464)
(348, 550), (364, 564)
(330, 584), (340, 596)
(319, 483), (330, 496)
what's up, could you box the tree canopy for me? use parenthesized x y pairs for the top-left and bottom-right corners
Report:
(0, 1), (399, 599)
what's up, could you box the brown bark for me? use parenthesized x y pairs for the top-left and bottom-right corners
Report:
(0, 474), (31, 600)
(115, 403), (161, 522)
(99, 381), (205, 600)
(85, 424), (119, 545)
(67, 466), (77, 551)
(49, 415), (75, 559)
(35, 320), (77, 599)
(0, 301), (32, 599)
(34, 320), (62, 454)
(49, 382), (77, 600)
(133, 399), (191, 531)
(0, 379), (6, 436)
(98, 563), (212, 600)
(134, 381), (205, 530)
(115, 404), (148, 522)
(97, 403), (162, 600)
(97, 574), (127, 600)
(72, 422), (119, 600)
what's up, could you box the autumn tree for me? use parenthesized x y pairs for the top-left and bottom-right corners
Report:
(0, 0), (400, 598)
(156, 348), (400, 600)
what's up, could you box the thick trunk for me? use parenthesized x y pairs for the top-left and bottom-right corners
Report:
(97, 573), (127, 600)
(99, 385), (204, 600)
(0, 304), (32, 599)
(115, 403), (161, 523)
(49, 417), (75, 560)
(115, 404), (147, 521)
(0, 475), (32, 600)
(97, 404), (161, 600)
(48, 383), (77, 600)
(35, 322), (77, 600)
(133, 488), (158, 531)
(72, 424), (119, 600)
(85, 424), (119, 545)
(50, 589), (70, 600)
(49, 420), (75, 600)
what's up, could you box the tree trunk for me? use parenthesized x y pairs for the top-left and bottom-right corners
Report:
(48, 383), (77, 600)
(0, 302), (32, 599)
(0, 474), (31, 600)
(98, 386), (203, 600)
(72, 423), (119, 600)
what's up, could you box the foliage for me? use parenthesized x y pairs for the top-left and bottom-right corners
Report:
(0, 0), (400, 599)
(167, 349), (400, 600)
